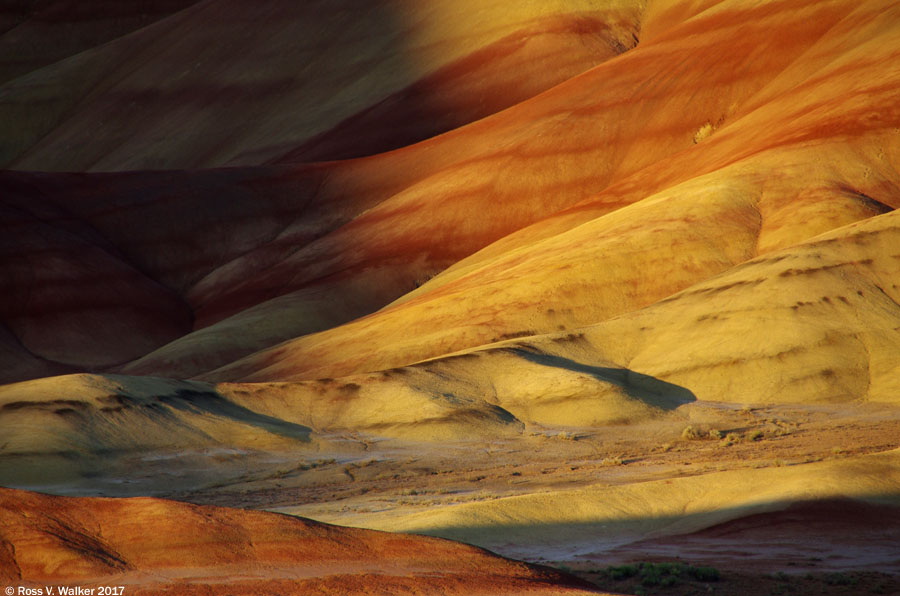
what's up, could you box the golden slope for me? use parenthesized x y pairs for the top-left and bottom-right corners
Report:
(207, 207), (900, 434)
(307, 448), (900, 559)
(189, 0), (900, 383)
(0, 373), (313, 486)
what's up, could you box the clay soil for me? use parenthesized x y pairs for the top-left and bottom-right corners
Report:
(141, 401), (900, 596)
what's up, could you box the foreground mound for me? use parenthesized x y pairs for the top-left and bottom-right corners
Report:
(0, 487), (603, 595)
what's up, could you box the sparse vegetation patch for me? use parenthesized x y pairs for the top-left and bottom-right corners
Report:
(589, 562), (720, 594)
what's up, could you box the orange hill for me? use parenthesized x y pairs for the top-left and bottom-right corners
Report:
(0, 487), (603, 595)
(4, 0), (899, 388)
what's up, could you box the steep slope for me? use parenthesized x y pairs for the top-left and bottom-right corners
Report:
(127, 0), (900, 381)
(202, 207), (900, 433)
(205, 141), (898, 384)
(202, 0), (900, 384)
(4, 206), (897, 459)
(1, 0), (642, 171)
(0, 488), (603, 595)
(0, 0), (646, 383)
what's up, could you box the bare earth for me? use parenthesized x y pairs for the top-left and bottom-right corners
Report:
(3, 0), (900, 594)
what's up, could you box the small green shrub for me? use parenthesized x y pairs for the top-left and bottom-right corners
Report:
(682, 425), (702, 440)
(600, 562), (719, 587)
(721, 432), (742, 446)
(606, 564), (638, 580)
(825, 572), (857, 586)
(688, 566), (720, 581)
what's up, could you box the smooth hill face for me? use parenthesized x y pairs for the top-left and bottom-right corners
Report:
(0, 0), (897, 442)
(125, 0), (900, 382)
(0, 0), (642, 171)
(6, 0), (897, 387)
(0, 487), (603, 595)
(0, 0), (645, 383)
(2, 2), (900, 595)
(200, 0), (900, 388)
(185, 206), (899, 434)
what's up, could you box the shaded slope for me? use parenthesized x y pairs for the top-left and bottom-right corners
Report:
(1, 0), (643, 171)
(0, 488), (603, 595)
(0, 0), (199, 85)
(0, 165), (334, 382)
(0, 187), (193, 379)
(610, 498), (900, 573)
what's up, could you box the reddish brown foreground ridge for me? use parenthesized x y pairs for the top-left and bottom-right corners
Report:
(0, 488), (602, 595)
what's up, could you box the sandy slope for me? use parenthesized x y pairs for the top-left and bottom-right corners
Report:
(158, 0), (900, 381)
(0, 487), (603, 595)
(3, 0), (898, 386)
(1, 2), (900, 594)
(292, 448), (900, 562)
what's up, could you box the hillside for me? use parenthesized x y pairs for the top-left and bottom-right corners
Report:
(1, 1), (899, 595)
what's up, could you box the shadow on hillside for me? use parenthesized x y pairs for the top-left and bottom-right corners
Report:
(511, 348), (696, 410)
(409, 494), (900, 573)
(160, 389), (311, 441)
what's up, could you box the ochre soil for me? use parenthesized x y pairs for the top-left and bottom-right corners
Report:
(145, 401), (900, 596)
(177, 402), (900, 514)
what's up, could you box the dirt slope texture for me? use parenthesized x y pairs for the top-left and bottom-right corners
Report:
(2, 2), (900, 595)
(1, 0), (898, 392)
(0, 488), (604, 596)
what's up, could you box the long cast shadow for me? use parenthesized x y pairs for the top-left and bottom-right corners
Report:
(404, 493), (900, 574)
(159, 389), (311, 442)
(510, 348), (696, 410)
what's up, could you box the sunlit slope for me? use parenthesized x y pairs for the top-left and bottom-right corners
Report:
(205, 208), (900, 433)
(0, 373), (318, 486)
(1, 0), (642, 171)
(589, 211), (900, 406)
(0, 488), (602, 596)
(206, 141), (897, 383)
(16, 209), (892, 451)
(310, 448), (900, 559)
(127, 0), (900, 381)
(0, 369), (520, 481)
